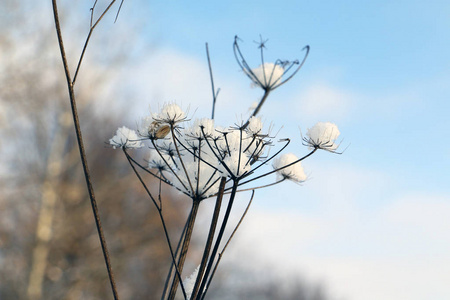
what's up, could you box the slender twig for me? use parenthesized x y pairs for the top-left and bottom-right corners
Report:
(242, 90), (270, 129)
(196, 180), (239, 299)
(73, 0), (117, 85)
(51, 1), (119, 299)
(114, 0), (125, 23)
(201, 190), (255, 299)
(171, 126), (195, 194)
(219, 138), (291, 193)
(168, 201), (200, 300)
(239, 148), (317, 187)
(190, 178), (227, 299)
(126, 152), (172, 185)
(200, 127), (235, 178)
(150, 139), (190, 193)
(172, 134), (222, 172)
(123, 149), (187, 299)
(162, 219), (189, 300)
(232, 178), (285, 193)
(206, 43), (219, 120)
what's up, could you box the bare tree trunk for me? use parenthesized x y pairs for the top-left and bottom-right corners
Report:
(27, 113), (71, 300)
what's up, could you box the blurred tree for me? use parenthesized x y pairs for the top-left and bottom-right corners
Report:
(208, 263), (331, 300)
(0, 1), (334, 299)
(0, 1), (189, 299)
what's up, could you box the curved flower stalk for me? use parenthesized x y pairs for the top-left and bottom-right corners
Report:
(234, 36), (310, 92)
(234, 35), (310, 128)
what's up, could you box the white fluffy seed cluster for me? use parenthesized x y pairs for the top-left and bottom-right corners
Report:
(110, 103), (342, 197)
(306, 122), (340, 151)
(249, 62), (284, 88)
(272, 153), (307, 183)
(111, 104), (272, 199)
(109, 126), (143, 149)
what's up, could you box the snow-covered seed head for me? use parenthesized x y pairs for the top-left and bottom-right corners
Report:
(186, 118), (215, 139)
(249, 62), (284, 89)
(109, 126), (143, 149)
(246, 116), (263, 135)
(153, 103), (187, 125)
(173, 160), (222, 199)
(220, 150), (251, 178)
(148, 149), (174, 171)
(272, 153), (307, 183)
(305, 122), (340, 152)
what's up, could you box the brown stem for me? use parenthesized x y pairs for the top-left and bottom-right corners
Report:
(196, 180), (239, 299)
(72, 0), (117, 85)
(168, 200), (200, 300)
(124, 149), (187, 299)
(242, 89), (270, 129)
(190, 178), (227, 299)
(162, 219), (189, 300)
(51, 1), (119, 299)
(201, 190), (255, 299)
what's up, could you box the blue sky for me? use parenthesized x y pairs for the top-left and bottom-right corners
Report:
(86, 0), (450, 299)
(134, 0), (450, 188)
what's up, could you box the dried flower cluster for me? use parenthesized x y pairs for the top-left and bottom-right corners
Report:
(108, 36), (343, 300)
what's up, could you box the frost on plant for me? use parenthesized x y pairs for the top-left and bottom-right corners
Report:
(248, 62), (284, 88)
(108, 37), (344, 300)
(273, 153), (307, 183)
(304, 121), (341, 152)
(184, 265), (200, 300)
(152, 103), (187, 125)
(109, 126), (143, 149)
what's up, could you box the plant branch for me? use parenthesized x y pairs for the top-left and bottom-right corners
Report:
(51, 0), (119, 299)
(196, 179), (239, 299)
(191, 177), (227, 299)
(201, 190), (255, 299)
(240, 148), (317, 187)
(168, 201), (200, 300)
(123, 149), (187, 299)
(206, 43), (219, 120)
(73, 0), (117, 85)
(162, 218), (189, 300)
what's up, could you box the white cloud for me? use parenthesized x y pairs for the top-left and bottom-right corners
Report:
(226, 162), (450, 300)
(125, 48), (254, 124)
(293, 83), (356, 123)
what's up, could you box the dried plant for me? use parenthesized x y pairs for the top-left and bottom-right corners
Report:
(50, 1), (343, 299)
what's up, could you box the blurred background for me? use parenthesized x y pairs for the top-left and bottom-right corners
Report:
(1, 0), (449, 299)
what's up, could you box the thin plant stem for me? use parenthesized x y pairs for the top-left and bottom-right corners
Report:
(239, 148), (317, 187)
(190, 177), (227, 299)
(196, 179), (239, 299)
(242, 90), (270, 129)
(232, 178), (285, 193)
(171, 126), (195, 194)
(126, 152), (172, 185)
(151, 139), (190, 192)
(123, 149), (187, 299)
(73, 0), (117, 85)
(168, 201), (200, 300)
(172, 134), (222, 172)
(206, 43), (219, 120)
(51, 1), (119, 299)
(162, 218), (189, 300)
(201, 190), (255, 299)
